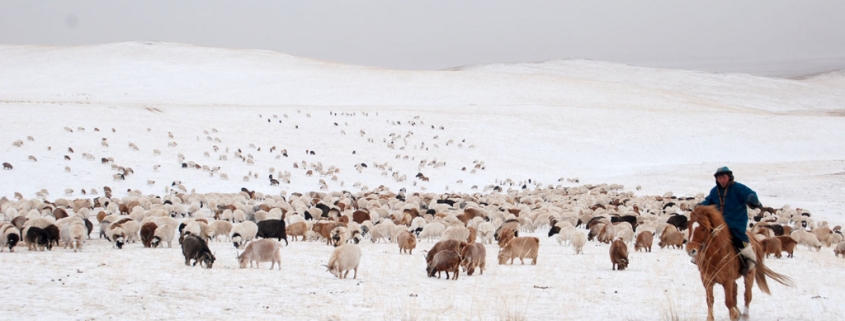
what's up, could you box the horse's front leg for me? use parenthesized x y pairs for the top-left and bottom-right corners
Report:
(705, 283), (715, 321)
(723, 281), (740, 321)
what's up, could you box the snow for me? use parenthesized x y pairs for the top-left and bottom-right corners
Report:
(1, 42), (844, 320)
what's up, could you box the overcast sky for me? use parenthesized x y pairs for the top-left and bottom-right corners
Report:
(2, 1), (845, 77)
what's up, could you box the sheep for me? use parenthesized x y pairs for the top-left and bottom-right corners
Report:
(460, 242), (486, 276)
(26, 226), (52, 251)
(238, 239), (283, 270)
(417, 222), (446, 242)
(634, 232), (654, 252)
(140, 222), (158, 248)
(571, 230), (587, 254)
(658, 227), (685, 249)
(28, 155), (37, 162)
(231, 221), (259, 249)
(207, 220), (233, 242)
(440, 225), (470, 243)
(2, 162), (11, 170)
(498, 236), (539, 265)
(791, 229), (822, 251)
(609, 238), (629, 270)
(427, 250), (461, 280)
(369, 220), (396, 243)
(63, 222), (87, 252)
(324, 244), (362, 279)
(397, 230), (417, 254)
(835, 241), (845, 258)
(426, 239), (468, 265)
(151, 224), (177, 248)
(476, 222), (495, 244)
(555, 226), (576, 245)
(1, 224), (21, 252)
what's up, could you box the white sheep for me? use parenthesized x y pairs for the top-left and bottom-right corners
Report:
(1, 223), (21, 252)
(418, 222), (446, 242)
(571, 230), (588, 254)
(150, 224), (177, 248)
(791, 229), (822, 251)
(207, 220), (233, 242)
(231, 221), (259, 249)
(556, 226), (576, 245)
(369, 220), (396, 243)
(475, 222), (495, 244)
(440, 225), (470, 242)
(63, 222), (87, 252)
(324, 244), (362, 279)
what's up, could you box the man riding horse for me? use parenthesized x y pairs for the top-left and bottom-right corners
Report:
(698, 166), (762, 275)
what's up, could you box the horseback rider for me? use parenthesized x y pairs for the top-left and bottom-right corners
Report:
(698, 166), (762, 275)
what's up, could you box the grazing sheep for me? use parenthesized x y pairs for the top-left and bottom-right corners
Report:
(634, 232), (654, 252)
(427, 250), (462, 280)
(325, 244), (362, 279)
(1, 224), (21, 252)
(151, 224), (177, 248)
(207, 220), (233, 242)
(791, 229), (822, 251)
(658, 227), (685, 249)
(397, 230), (417, 254)
(460, 242), (486, 276)
(231, 221), (259, 249)
(140, 222), (158, 248)
(426, 239), (468, 265)
(238, 239), (283, 270)
(25, 226), (52, 251)
(498, 236), (539, 265)
(571, 230), (587, 254)
(64, 222), (87, 252)
(609, 238), (629, 270)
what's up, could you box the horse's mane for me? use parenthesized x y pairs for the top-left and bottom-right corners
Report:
(692, 205), (726, 233)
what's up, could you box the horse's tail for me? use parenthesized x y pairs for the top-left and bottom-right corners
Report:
(754, 260), (794, 294)
(752, 239), (795, 294)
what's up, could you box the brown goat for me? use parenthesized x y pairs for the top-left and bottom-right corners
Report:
(634, 232), (654, 252)
(498, 236), (539, 265)
(761, 237), (782, 259)
(425, 239), (467, 264)
(776, 235), (797, 258)
(285, 222), (307, 241)
(610, 238), (629, 270)
(460, 242), (486, 276)
(426, 250), (461, 280)
(659, 229), (685, 249)
(352, 210), (370, 224)
(312, 221), (344, 245)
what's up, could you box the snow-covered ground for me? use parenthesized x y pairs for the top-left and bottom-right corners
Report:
(1, 42), (844, 320)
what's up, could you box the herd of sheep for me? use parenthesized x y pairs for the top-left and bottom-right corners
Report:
(1, 182), (842, 283)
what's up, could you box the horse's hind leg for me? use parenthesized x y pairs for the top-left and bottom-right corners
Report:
(742, 273), (755, 320)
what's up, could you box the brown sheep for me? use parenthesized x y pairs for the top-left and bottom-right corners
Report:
(53, 208), (69, 220)
(96, 211), (108, 223)
(2, 162), (11, 170)
(352, 210), (370, 224)
(140, 222), (158, 248)
(761, 237), (783, 259)
(776, 235), (797, 258)
(285, 222), (307, 241)
(397, 230), (416, 254)
(498, 236), (539, 265)
(609, 238), (629, 270)
(426, 250), (461, 280)
(460, 242), (486, 276)
(634, 232), (653, 252)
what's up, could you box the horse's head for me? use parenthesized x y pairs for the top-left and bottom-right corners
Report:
(686, 205), (719, 264)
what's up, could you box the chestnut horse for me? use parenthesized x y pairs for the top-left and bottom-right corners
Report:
(686, 205), (794, 321)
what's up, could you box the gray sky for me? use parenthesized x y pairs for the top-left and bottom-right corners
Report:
(3, 1), (845, 77)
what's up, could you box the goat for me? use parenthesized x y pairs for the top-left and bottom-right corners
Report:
(427, 250), (461, 280)
(634, 232), (654, 252)
(324, 244), (362, 279)
(609, 238), (629, 270)
(397, 230), (417, 254)
(498, 236), (539, 265)
(460, 242), (486, 276)
(238, 239), (282, 270)
(182, 234), (215, 268)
